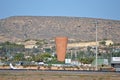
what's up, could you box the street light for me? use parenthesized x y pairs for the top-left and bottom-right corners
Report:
(94, 21), (98, 70)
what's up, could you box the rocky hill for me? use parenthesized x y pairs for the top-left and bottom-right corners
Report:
(0, 16), (120, 43)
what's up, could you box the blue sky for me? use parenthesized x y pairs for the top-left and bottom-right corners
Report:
(0, 0), (120, 20)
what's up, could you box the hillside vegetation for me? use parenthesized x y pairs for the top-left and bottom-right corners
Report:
(0, 16), (120, 43)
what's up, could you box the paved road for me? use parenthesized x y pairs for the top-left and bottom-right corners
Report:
(0, 69), (119, 74)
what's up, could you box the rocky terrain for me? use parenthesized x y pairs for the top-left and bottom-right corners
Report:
(0, 16), (120, 43)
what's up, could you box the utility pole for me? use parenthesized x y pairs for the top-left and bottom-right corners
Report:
(94, 21), (98, 70)
(95, 21), (98, 70)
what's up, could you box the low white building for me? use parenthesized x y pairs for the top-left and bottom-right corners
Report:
(111, 57), (120, 71)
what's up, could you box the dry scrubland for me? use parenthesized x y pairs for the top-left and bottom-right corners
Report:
(0, 70), (120, 80)
(0, 16), (120, 42)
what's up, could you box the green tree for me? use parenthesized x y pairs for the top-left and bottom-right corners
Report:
(13, 53), (25, 62)
(34, 53), (51, 62)
(99, 40), (106, 46)
(79, 57), (95, 64)
(34, 54), (43, 62)
(0, 41), (25, 57)
(36, 39), (48, 48)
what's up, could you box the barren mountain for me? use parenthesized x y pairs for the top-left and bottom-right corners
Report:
(0, 16), (120, 43)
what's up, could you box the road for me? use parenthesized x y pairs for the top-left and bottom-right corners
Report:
(0, 69), (119, 74)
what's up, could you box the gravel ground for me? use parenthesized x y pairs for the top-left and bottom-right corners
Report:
(0, 70), (120, 80)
